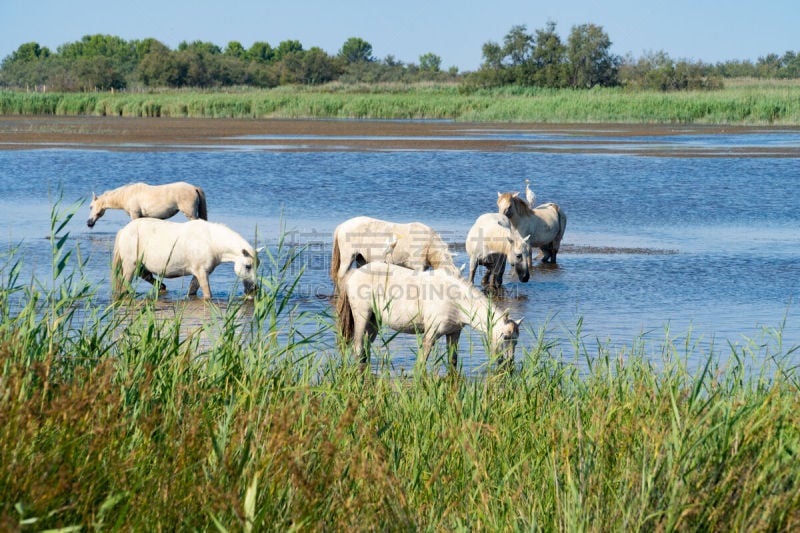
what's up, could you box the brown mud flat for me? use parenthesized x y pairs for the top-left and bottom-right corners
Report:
(1, 115), (798, 157)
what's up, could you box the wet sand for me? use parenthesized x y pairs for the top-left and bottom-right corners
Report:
(1, 115), (798, 157)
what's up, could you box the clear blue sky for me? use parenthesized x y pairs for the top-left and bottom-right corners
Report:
(2, 0), (798, 71)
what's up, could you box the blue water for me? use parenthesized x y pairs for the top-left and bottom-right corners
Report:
(1, 129), (799, 373)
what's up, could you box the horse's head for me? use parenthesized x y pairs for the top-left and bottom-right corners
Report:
(496, 192), (520, 219)
(492, 311), (523, 364)
(86, 192), (105, 228)
(507, 233), (530, 283)
(234, 247), (258, 296)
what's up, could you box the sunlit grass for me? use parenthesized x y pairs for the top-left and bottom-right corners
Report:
(1, 204), (800, 530)
(3, 80), (800, 124)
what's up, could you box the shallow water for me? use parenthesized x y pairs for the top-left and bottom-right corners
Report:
(1, 126), (798, 373)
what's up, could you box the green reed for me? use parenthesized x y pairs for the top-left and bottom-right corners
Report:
(1, 206), (799, 530)
(3, 81), (800, 124)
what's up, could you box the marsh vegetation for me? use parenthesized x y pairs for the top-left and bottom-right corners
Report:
(2, 201), (799, 530)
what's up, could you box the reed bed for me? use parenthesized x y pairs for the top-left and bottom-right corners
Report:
(2, 204), (800, 531)
(3, 83), (800, 124)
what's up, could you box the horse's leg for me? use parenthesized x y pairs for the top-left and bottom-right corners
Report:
(192, 271), (212, 299)
(446, 330), (461, 368)
(492, 255), (507, 288)
(351, 310), (367, 366)
(140, 269), (167, 293)
(468, 258), (478, 284)
(188, 276), (200, 295)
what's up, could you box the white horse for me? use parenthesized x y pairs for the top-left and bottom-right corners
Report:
(497, 192), (567, 264)
(112, 218), (257, 299)
(87, 181), (208, 227)
(330, 216), (460, 291)
(466, 213), (531, 289)
(336, 262), (523, 369)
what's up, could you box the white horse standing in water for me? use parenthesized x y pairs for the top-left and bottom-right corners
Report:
(330, 216), (461, 291)
(497, 192), (567, 264)
(87, 181), (208, 227)
(466, 213), (531, 289)
(112, 218), (257, 299)
(336, 262), (523, 369)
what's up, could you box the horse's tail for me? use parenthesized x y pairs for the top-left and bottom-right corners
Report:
(336, 284), (355, 344)
(111, 233), (125, 297)
(330, 230), (342, 286)
(195, 187), (208, 220)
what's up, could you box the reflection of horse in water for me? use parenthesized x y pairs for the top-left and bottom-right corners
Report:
(87, 181), (207, 227)
(330, 216), (460, 291)
(336, 262), (522, 369)
(497, 192), (567, 264)
(112, 218), (257, 300)
(465, 213), (530, 290)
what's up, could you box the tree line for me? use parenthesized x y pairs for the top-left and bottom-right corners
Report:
(2, 22), (798, 93)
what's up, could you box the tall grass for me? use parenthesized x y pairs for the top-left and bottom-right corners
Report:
(1, 206), (800, 530)
(3, 81), (800, 124)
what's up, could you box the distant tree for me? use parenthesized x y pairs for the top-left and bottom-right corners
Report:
(566, 23), (619, 88)
(274, 40), (303, 62)
(301, 47), (342, 84)
(503, 25), (534, 66)
(4, 42), (51, 65)
(481, 41), (505, 70)
(338, 37), (374, 64)
(532, 21), (568, 87)
(177, 40), (222, 55)
(224, 41), (246, 59)
(780, 51), (800, 78)
(419, 52), (442, 72)
(756, 53), (782, 78)
(0, 42), (53, 87)
(248, 41), (274, 64)
(383, 54), (403, 68)
(136, 41), (181, 87)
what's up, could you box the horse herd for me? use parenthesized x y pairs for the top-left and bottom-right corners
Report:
(87, 180), (567, 369)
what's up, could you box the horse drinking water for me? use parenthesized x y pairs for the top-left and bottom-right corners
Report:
(465, 213), (530, 289)
(336, 262), (523, 370)
(497, 192), (567, 264)
(87, 181), (208, 227)
(330, 216), (461, 291)
(112, 218), (257, 299)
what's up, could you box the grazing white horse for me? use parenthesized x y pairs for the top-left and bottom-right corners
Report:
(466, 213), (530, 289)
(87, 181), (208, 227)
(336, 262), (523, 369)
(330, 216), (460, 291)
(112, 218), (257, 299)
(497, 192), (567, 264)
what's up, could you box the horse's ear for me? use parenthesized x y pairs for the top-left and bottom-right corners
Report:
(523, 234), (531, 242)
(92, 192), (97, 200)
(515, 317), (524, 327)
(497, 191), (502, 198)
(255, 246), (265, 253)
(512, 192), (520, 198)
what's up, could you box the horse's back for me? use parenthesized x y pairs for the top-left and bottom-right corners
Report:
(467, 213), (513, 256)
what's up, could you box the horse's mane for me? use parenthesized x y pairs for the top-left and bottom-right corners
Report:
(505, 192), (536, 217)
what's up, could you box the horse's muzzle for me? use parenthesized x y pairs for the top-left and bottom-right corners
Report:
(87, 218), (95, 228)
(243, 279), (257, 296)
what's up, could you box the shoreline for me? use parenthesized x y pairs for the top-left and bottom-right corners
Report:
(1, 115), (799, 157)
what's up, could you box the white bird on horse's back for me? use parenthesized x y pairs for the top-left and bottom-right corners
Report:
(87, 181), (208, 228)
(112, 218), (257, 300)
(497, 191), (567, 264)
